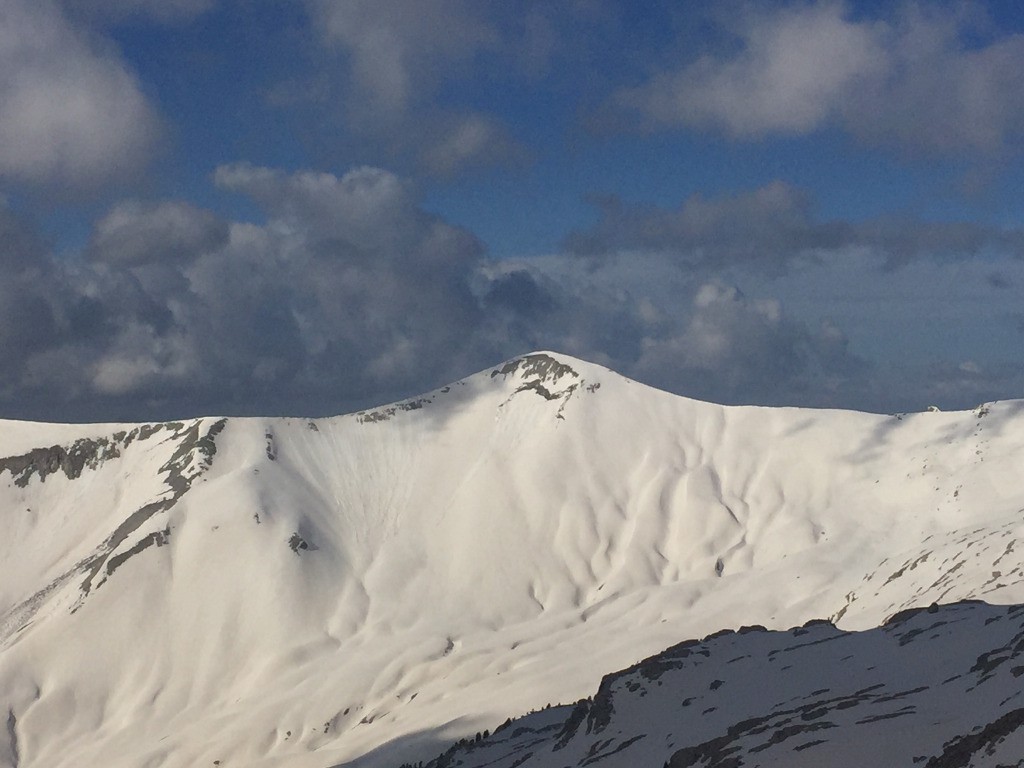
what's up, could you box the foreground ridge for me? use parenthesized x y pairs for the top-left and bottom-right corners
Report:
(407, 600), (1024, 768)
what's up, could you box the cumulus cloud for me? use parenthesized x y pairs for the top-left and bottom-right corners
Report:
(212, 163), (484, 271)
(213, 163), (414, 242)
(205, 164), (487, 396)
(477, 259), (870, 409)
(0, 165), (495, 419)
(631, 282), (864, 405)
(0, 0), (160, 189)
(482, 236), (1024, 413)
(607, 2), (1024, 154)
(483, 270), (558, 315)
(843, 4), (1024, 153)
(88, 324), (196, 397)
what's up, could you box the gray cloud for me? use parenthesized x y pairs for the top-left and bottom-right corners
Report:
(60, 0), (215, 24)
(631, 282), (866, 406)
(418, 113), (529, 178)
(987, 272), (1012, 290)
(607, 2), (1024, 155)
(567, 182), (846, 272)
(483, 270), (558, 315)
(481, 241), (1024, 414)
(842, 4), (1024, 154)
(213, 163), (420, 249)
(477, 261), (871, 409)
(0, 209), (75, 384)
(194, 164), (488, 401)
(896, 360), (1024, 414)
(0, 166), (493, 419)
(857, 217), (1024, 269)
(308, 0), (497, 119)
(212, 163), (484, 272)
(0, 207), (47, 271)
(0, 0), (161, 189)
(566, 181), (1024, 271)
(300, 0), (531, 177)
(88, 201), (229, 267)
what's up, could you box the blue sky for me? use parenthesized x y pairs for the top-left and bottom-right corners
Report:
(2, 0), (1024, 421)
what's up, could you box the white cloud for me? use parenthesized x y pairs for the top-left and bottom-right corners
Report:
(0, 0), (160, 188)
(842, 4), (1024, 153)
(616, 3), (884, 136)
(609, 2), (1024, 154)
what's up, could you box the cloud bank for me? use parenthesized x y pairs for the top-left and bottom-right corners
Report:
(567, 181), (1024, 271)
(2, 173), (1023, 420)
(0, 165), (491, 419)
(0, 165), (889, 421)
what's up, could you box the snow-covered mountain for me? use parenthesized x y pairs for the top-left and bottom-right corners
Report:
(2, 352), (1024, 768)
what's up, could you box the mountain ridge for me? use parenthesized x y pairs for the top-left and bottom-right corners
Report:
(2, 351), (1024, 767)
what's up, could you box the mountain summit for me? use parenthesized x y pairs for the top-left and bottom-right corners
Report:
(2, 352), (1024, 767)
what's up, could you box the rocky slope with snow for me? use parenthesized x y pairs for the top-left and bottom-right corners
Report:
(414, 600), (1024, 768)
(2, 352), (1024, 768)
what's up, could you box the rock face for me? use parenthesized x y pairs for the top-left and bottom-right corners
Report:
(1, 418), (225, 641)
(3, 352), (1024, 768)
(408, 601), (1024, 768)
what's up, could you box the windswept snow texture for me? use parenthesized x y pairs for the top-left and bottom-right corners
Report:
(2, 352), (1024, 767)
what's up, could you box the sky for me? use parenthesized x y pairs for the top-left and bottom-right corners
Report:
(2, 0), (1024, 421)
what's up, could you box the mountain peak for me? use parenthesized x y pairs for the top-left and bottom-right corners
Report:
(353, 352), (600, 424)
(486, 352), (604, 418)
(490, 352), (583, 395)
(489, 352), (582, 385)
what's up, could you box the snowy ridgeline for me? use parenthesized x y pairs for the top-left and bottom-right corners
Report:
(1, 352), (1024, 768)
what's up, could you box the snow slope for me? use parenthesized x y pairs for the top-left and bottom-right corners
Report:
(2, 352), (1024, 768)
